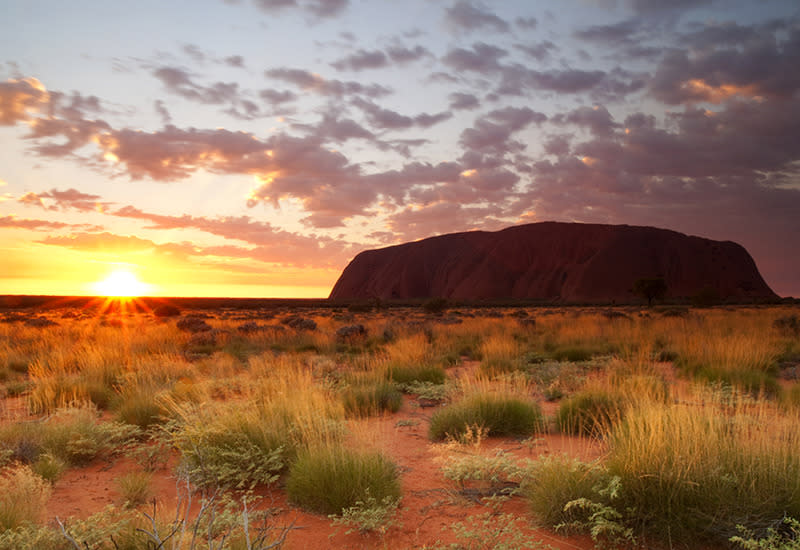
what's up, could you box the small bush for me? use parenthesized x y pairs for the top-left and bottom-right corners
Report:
(606, 402), (800, 545)
(113, 388), (166, 430)
(329, 492), (400, 535)
(423, 297), (449, 315)
(0, 466), (51, 530)
(551, 346), (594, 363)
(387, 363), (446, 385)
(31, 452), (66, 483)
(341, 380), (402, 417)
(556, 390), (625, 436)
(287, 444), (401, 515)
(524, 456), (608, 528)
(429, 392), (543, 441)
(116, 471), (153, 508)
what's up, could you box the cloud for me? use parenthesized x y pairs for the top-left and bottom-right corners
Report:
(441, 44), (645, 99)
(448, 92), (480, 111)
(445, 1), (509, 33)
(514, 41), (557, 61)
(153, 66), (242, 105)
(352, 98), (452, 131)
(112, 206), (352, 266)
(552, 105), (620, 137)
(17, 188), (111, 212)
(0, 215), (72, 230)
(459, 106), (547, 154)
(386, 45), (431, 64)
(651, 22), (800, 104)
(224, 55), (245, 68)
(441, 42), (508, 74)
(265, 67), (392, 98)
(252, 0), (348, 18)
(627, 0), (711, 15)
(331, 49), (388, 71)
(0, 77), (49, 125)
(514, 16), (538, 30)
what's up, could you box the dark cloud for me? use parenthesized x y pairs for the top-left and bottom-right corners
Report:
(514, 16), (538, 30)
(291, 111), (375, 143)
(651, 23), (800, 104)
(265, 67), (392, 97)
(441, 43), (644, 100)
(552, 105), (620, 137)
(441, 42), (508, 74)
(252, 0), (348, 18)
(445, 1), (509, 33)
(182, 44), (206, 63)
(575, 18), (642, 47)
(627, 0), (711, 15)
(259, 88), (297, 105)
(386, 45), (431, 64)
(514, 41), (557, 61)
(224, 55), (245, 68)
(448, 92), (480, 111)
(305, 0), (348, 18)
(459, 106), (547, 155)
(331, 49), (388, 72)
(352, 98), (452, 130)
(153, 66), (241, 105)
(154, 100), (172, 124)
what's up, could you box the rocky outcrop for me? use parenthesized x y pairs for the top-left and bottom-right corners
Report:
(329, 222), (777, 302)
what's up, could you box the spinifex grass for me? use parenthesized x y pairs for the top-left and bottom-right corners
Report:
(167, 353), (345, 489)
(429, 376), (544, 440)
(672, 310), (782, 395)
(606, 395), (800, 545)
(479, 332), (521, 376)
(341, 375), (402, 417)
(0, 406), (138, 467)
(0, 466), (51, 530)
(286, 442), (401, 515)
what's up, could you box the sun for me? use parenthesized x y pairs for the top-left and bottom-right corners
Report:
(93, 269), (149, 297)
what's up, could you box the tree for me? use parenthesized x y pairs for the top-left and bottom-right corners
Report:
(632, 277), (668, 306)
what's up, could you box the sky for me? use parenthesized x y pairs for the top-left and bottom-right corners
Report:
(1, 0), (798, 298)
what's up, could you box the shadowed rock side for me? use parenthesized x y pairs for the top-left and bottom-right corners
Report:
(329, 222), (777, 302)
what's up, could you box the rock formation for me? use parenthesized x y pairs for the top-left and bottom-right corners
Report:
(328, 222), (777, 302)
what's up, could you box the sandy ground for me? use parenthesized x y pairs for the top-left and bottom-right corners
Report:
(42, 386), (601, 550)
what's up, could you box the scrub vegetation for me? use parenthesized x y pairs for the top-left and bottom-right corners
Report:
(0, 302), (797, 548)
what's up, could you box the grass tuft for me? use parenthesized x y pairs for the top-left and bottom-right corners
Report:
(287, 443), (401, 515)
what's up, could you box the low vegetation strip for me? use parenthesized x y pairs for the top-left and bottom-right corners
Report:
(0, 304), (797, 548)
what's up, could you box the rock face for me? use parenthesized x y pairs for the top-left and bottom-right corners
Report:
(329, 222), (777, 302)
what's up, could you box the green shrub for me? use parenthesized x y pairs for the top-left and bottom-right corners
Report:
(0, 407), (139, 467)
(606, 402), (800, 545)
(341, 380), (402, 417)
(387, 363), (446, 385)
(287, 444), (401, 515)
(115, 471), (153, 508)
(428, 392), (543, 441)
(31, 452), (66, 483)
(172, 418), (285, 490)
(329, 492), (400, 534)
(551, 346), (594, 363)
(523, 456), (607, 528)
(113, 388), (166, 430)
(730, 517), (800, 549)
(556, 390), (625, 436)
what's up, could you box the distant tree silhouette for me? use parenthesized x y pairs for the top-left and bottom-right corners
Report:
(633, 277), (668, 306)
